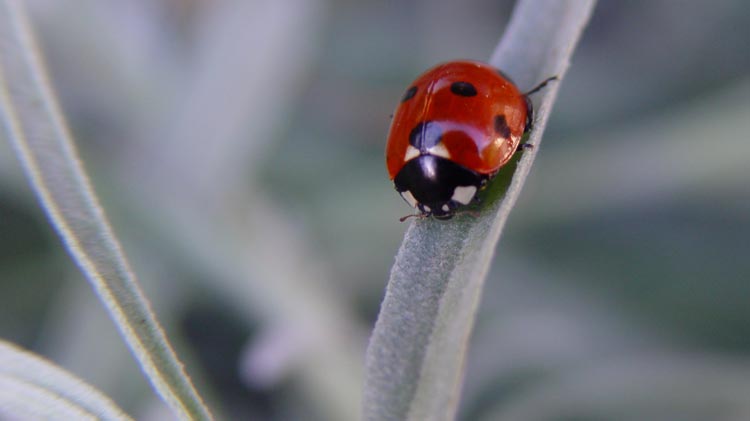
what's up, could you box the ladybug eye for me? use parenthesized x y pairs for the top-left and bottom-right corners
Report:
(450, 81), (477, 97)
(401, 86), (418, 102)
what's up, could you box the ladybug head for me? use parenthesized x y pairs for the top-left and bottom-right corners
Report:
(394, 154), (483, 219)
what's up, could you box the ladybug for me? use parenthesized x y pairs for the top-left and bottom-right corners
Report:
(385, 60), (555, 220)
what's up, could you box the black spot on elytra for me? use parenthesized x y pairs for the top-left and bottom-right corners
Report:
(409, 121), (442, 151)
(402, 86), (417, 102)
(450, 81), (477, 97)
(494, 115), (511, 139)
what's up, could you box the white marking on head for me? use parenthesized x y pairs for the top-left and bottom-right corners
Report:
(400, 190), (418, 208)
(423, 205), (431, 212)
(404, 145), (420, 161)
(428, 143), (451, 159)
(442, 204), (450, 212)
(451, 185), (477, 205)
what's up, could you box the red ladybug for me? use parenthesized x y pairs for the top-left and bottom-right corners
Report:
(385, 60), (554, 220)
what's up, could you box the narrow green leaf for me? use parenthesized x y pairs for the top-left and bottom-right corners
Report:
(0, 2), (212, 419)
(0, 340), (133, 420)
(363, 1), (597, 420)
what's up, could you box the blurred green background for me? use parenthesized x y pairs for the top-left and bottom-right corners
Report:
(1, 0), (749, 420)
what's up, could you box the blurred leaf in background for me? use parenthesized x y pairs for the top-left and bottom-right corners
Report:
(1, 0), (749, 420)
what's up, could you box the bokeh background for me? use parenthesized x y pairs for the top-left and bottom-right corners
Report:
(1, 0), (749, 419)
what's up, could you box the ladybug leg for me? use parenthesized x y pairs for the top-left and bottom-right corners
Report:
(520, 102), (535, 150)
(478, 175), (492, 191)
(524, 95), (534, 133)
(516, 143), (534, 152)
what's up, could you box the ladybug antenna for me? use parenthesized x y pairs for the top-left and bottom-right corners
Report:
(399, 212), (427, 223)
(524, 76), (558, 96)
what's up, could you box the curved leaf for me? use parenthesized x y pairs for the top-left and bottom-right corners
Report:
(0, 2), (212, 419)
(0, 340), (133, 421)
